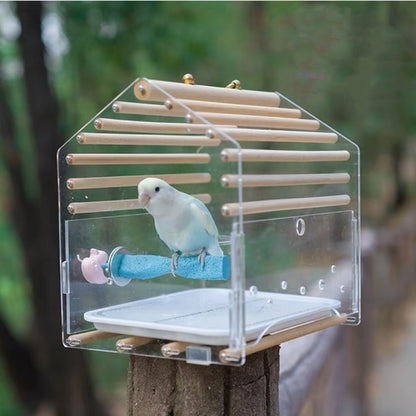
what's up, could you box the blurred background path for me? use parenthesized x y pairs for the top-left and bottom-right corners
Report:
(370, 291), (416, 416)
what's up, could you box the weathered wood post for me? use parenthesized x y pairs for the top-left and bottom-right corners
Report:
(127, 347), (280, 416)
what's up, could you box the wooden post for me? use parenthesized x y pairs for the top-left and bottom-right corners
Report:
(127, 347), (280, 416)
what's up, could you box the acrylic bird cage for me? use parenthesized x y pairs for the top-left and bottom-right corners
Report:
(57, 77), (360, 366)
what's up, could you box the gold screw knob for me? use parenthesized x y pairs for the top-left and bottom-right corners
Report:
(226, 80), (241, 89)
(182, 73), (195, 84)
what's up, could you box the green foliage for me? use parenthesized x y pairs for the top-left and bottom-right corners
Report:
(54, 1), (252, 136)
(0, 216), (30, 415)
(0, 214), (32, 337)
(0, 359), (23, 416)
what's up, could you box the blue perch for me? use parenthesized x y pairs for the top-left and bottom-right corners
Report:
(111, 254), (230, 281)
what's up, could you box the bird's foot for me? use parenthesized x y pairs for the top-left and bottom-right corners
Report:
(171, 252), (180, 277)
(197, 248), (207, 270)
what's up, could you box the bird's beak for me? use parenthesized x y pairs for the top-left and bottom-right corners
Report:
(138, 192), (150, 208)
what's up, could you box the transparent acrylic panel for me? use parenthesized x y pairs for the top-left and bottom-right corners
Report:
(218, 91), (360, 224)
(58, 78), (246, 364)
(244, 210), (359, 323)
(64, 212), (235, 334)
(216, 90), (361, 329)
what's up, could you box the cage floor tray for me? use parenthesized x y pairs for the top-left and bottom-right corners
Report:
(84, 288), (340, 345)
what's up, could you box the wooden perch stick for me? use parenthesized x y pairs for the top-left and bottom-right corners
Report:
(189, 112), (320, 131)
(65, 153), (210, 165)
(114, 99), (300, 119)
(112, 101), (183, 117)
(68, 199), (140, 214)
(68, 194), (212, 214)
(77, 132), (220, 147)
(207, 127), (338, 143)
(221, 194), (351, 216)
(219, 314), (347, 362)
(220, 148), (350, 162)
(116, 336), (153, 352)
(220, 173), (351, 188)
(66, 330), (118, 347)
(167, 99), (301, 118)
(161, 341), (197, 357)
(67, 172), (211, 190)
(135, 78), (281, 107)
(93, 117), (210, 134)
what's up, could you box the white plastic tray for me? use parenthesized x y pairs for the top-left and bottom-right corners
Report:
(84, 288), (340, 345)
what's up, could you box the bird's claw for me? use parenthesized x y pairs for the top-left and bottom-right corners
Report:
(171, 252), (180, 277)
(198, 248), (207, 270)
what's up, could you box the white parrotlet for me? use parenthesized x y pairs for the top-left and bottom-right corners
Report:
(137, 178), (223, 275)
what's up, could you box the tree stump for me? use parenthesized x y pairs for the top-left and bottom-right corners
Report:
(127, 347), (280, 416)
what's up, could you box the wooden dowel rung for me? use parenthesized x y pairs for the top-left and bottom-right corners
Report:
(221, 195), (351, 216)
(135, 78), (281, 107)
(220, 173), (351, 188)
(67, 173), (211, 190)
(65, 153), (210, 165)
(112, 101), (183, 117)
(113, 100), (301, 120)
(94, 117), (210, 134)
(189, 112), (319, 131)
(167, 99), (301, 118)
(220, 314), (347, 362)
(66, 330), (118, 347)
(68, 194), (212, 214)
(77, 132), (220, 147)
(68, 199), (139, 214)
(161, 341), (197, 357)
(207, 127), (338, 143)
(221, 149), (350, 163)
(116, 336), (153, 352)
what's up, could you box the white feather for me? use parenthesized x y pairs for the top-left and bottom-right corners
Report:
(138, 178), (223, 257)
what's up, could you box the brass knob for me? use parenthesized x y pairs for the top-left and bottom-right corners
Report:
(182, 73), (195, 84)
(225, 79), (241, 89)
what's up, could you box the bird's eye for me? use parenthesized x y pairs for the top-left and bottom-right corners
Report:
(155, 186), (160, 192)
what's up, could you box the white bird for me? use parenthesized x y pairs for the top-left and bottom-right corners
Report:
(137, 178), (223, 275)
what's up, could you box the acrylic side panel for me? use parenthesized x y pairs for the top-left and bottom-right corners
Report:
(57, 78), (245, 363)
(275, 93), (360, 325)
(244, 211), (357, 320)
(64, 213), (216, 334)
(216, 90), (361, 334)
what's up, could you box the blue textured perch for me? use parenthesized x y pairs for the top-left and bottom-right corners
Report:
(111, 254), (230, 280)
